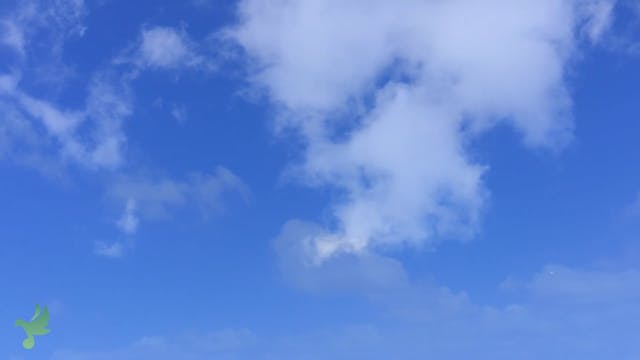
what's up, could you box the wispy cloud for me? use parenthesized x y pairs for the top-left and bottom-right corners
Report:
(269, 220), (640, 358)
(0, 0), (133, 173)
(98, 166), (248, 258)
(0, 0), (86, 57)
(1, 1), (254, 261)
(93, 241), (126, 259)
(0, 71), (131, 171)
(170, 104), (188, 124)
(52, 329), (257, 360)
(274, 220), (410, 292)
(109, 166), (249, 232)
(506, 264), (640, 304)
(52, 251), (640, 358)
(0, 19), (26, 55)
(580, 0), (616, 42)
(0, 7), (214, 175)
(226, 0), (616, 261)
(116, 199), (139, 235)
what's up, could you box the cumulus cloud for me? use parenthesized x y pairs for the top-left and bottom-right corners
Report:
(226, 0), (616, 260)
(109, 166), (249, 231)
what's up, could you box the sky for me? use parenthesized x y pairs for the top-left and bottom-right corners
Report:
(1, 0), (640, 358)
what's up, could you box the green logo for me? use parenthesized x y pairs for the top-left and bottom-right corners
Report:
(15, 304), (50, 350)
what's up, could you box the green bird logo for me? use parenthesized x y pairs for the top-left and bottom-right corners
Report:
(15, 304), (51, 350)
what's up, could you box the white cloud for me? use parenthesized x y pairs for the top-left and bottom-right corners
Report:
(226, 0), (616, 260)
(140, 27), (198, 68)
(123, 26), (208, 70)
(110, 166), (249, 229)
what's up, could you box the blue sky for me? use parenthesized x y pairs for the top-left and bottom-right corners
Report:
(1, 0), (640, 359)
